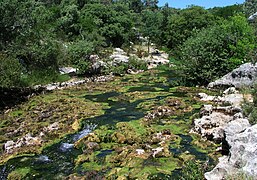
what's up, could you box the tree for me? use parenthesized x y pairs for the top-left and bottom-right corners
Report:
(143, 0), (159, 10)
(166, 6), (216, 52)
(244, 0), (257, 16)
(129, 0), (144, 13)
(178, 15), (256, 86)
(141, 9), (163, 52)
(0, 53), (22, 87)
(81, 3), (133, 47)
(0, 0), (38, 50)
(210, 4), (243, 19)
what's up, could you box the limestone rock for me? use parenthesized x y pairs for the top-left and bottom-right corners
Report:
(248, 12), (257, 22)
(59, 67), (77, 75)
(4, 134), (42, 153)
(205, 122), (256, 180)
(208, 63), (257, 89)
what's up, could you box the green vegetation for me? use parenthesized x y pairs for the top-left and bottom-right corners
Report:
(178, 15), (256, 86)
(0, 0), (255, 88)
(7, 167), (31, 180)
(1, 0), (257, 179)
(0, 53), (22, 87)
(181, 160), (205, 180)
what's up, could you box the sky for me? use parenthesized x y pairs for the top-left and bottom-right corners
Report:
(158, 0), (245, 9)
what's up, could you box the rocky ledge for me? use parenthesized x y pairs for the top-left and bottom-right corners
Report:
(35, 75), (114, 91)
(208, 62), (257, 89)
(191, 87), (257, 179)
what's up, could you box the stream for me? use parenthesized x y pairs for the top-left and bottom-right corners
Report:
(0, 69), (216, 179)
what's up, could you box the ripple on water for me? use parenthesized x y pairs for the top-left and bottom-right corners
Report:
(36, 155), (51, 162)
(72, 124), (97, 142)
(60, 143), (74, 152)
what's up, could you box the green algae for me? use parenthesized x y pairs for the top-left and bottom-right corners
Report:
(0, 69), (220, 178)
(7, 167), (31, 180)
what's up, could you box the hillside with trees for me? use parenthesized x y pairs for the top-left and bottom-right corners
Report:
(1, 0), (256, 88)
(1, 0), (257, 179)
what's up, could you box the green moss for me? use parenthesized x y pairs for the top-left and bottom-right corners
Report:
(127, 120), (147, 135)
(10, 110), (24, 117)
(158, 157), (180, 173)
(7, 167), (31, 180)
(82, 162), (103, 171)
(153, 124), (187, 135)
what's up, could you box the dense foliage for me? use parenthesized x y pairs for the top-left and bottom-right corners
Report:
(178, 15), (256, 85)
(0, 0), (256, 87)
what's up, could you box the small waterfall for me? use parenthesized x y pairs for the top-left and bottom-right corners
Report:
(59, 143), (74, 152)
(72, 124), (97, 142)
(37, 155), (51, 162)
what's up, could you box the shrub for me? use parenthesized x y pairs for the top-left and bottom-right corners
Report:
(178, 15), (256, 86)
(0, 53), (22, 87)
(67, 40), (94, 75)
(181, 160), (204, 180)
(128, 56), (148, 71)
(15, 38), (61, 71)
(20, 69), (68, 86)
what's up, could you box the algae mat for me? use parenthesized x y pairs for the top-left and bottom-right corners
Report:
(0, 69), (218, 179)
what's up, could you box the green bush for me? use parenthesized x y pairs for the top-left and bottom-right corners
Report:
(103, 56), (147, 75)
(0, 53), (22, 87)
(105, 62), (129, 76)
(20, 69), (70, 86)
(178, 15), (256, 86)
(181, 160), (204, 180)
(67, 40), (94, 75)
(128, 56), (148, 71)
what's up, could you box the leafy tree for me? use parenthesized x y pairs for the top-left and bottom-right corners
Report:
(0, 53), (22, 87)
(129, 0), (144, 13)
(81, 3), (133, 47)
(141, 9), (163, 52)
(166, 6), (216, 52)
(210, 4), (243, 19)
(244, 0), (257, 16)
(143, 0), (159, 10)
(67, 40), (94, 74)
(178, 15), (256, 86)
(0, 0), (37, 50)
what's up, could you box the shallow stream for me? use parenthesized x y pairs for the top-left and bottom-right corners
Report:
(0, 69), (217, 179)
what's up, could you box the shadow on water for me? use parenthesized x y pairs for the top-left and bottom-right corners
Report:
(83, 91), (171, 126)
(0, 125), (96, 179)
(170, 134), (207, 161)
(0, 70), (213, 179)
(0, 90), (171, 179)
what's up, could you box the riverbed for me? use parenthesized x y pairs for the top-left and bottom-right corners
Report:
(0, 68), (218, 179)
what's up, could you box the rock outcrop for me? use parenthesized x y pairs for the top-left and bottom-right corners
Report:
(192, 87), (257, 179)
(191, 88), (249, 143)
(3, 122), (61, 154)
(109, 48), (130, 64)
(248, 12), (257, 22)
(4, 134), (43, 153)
(59, 67), (77, 76)
(143, 49), (170, 69)
(205, 123), (257, 180)
(34, 75), (114, 91)
(208, 63), (257, 89)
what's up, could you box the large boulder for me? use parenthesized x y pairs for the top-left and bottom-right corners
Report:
(109, 48), (129, 64)
(208, 63), (257, 89)
(248, 12), (257, 22)
(192, 90), (246, 143)
(205, 122), (256, 180)
(59, 67), (77, 76)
